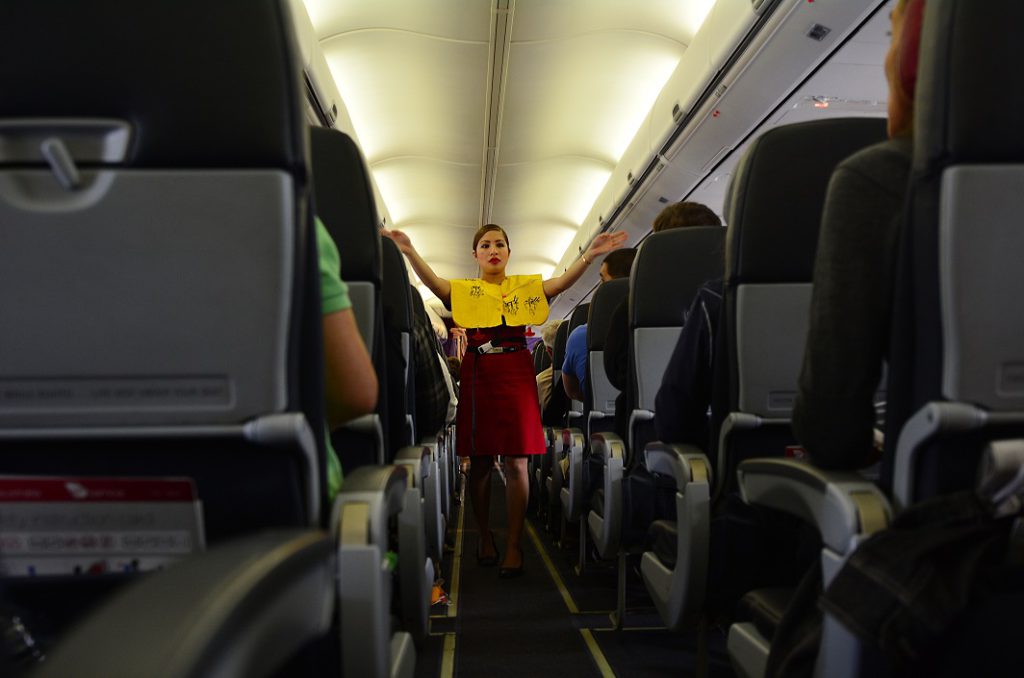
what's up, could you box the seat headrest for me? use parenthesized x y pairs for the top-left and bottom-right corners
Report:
(914, 1), (1024, 171)
(310, 127), (382, 286)
(409, 284), (428, 321)
(568, 303), (590, 334)
(725, 118), (887, 283)
(631, 226), (725, 327)
(0, 0), (306, 171)
(381, 237), (412, 332)
(587, 278), (629, 351)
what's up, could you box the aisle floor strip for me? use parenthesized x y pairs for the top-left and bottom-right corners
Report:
(525, 521), (616, 678)
(447, 486), (467, 618)
(440, 632), (457, 678)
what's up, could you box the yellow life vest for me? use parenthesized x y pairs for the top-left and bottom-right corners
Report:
(450, 274), (549, 328)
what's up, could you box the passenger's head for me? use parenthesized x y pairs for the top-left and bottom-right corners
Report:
(541, 321), (562, 354)
(446, 355), (462, 374)
(884, 0), (925, 138)
(471, 224), (510, 274)
(599, 248), (637, 282)
(651, 201), (722, 233)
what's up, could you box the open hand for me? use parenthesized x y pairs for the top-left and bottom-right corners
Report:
(587, 230), (628, 258)
(381, 228), (414, 254)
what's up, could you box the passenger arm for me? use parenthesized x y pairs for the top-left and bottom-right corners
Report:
(543, 231), (627, 298)
(324, 307), (379, 427)
(382, 228), (452, 305)
(562, 371), (584, 402)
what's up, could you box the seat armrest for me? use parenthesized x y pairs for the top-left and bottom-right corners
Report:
(644, 441), (712, 490)
(34, 530), (334, 678)
(590, 431), (625, 464)
(737, 458), (892, 555)
(334, 465), (409, 548)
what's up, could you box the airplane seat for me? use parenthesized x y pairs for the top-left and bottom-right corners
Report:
(381, 237), (416, 455)
(712, 112), (909, 675)
(536, 311), (577, 528)
(884, 0), (1024, 508)
(310, 130), (427, 669)
(636, 118), (889, 647)
(0, 0), (373, 674)
(533, 340), (552, 375)
(730, 4), (1024, 678)
(408, 287), (449, 558)
(586, 226), (724, 627)
(561, 279), (628, 568)
(310, 125), (389, 472)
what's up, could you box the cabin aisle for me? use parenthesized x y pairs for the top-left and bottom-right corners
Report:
(415, 470), (735, 677)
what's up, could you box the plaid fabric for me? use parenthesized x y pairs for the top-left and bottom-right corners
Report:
(413, 310), (450, 438)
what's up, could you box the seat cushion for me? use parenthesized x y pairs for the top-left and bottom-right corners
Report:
(736, 587), (795, 641)
(648, 519), (678, 569)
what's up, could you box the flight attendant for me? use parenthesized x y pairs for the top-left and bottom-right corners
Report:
(383, 224), (625, 576)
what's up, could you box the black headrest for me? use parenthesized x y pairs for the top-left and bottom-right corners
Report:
(381, 237), (412, 332)
(631, 226), (725, 328)
(914, 1), (1024, 171)
(587, 279), (629, 351)
(568, 303), (591, 334)
(409, 285), (428, 321)
(725, 118), (887, 283)
(310, 127), (382, 286)
(0, 0), (306, 171)
(553, 321), (570, 366)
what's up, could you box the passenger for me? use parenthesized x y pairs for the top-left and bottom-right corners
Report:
(652, 277), (722, 448)
(383, 223), (625, 576)
(604, 202), (721, 440)
(790, 0), (918, 472)
(535, 321), (562, 412)
(561, 248), (636, 402)
(318, 217), (379, 499)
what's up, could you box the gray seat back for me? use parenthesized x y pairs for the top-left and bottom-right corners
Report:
(887, 0), (1024, 504)
(587, 278), (629, 416)
(718, 117), (888, 490)
(0, 0), (323, 539)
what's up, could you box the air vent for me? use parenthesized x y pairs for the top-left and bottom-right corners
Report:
(751, 0), (769, 13)
(672, 102), (684, 123)
(626, 171), (635, 186)
(807, 24), (831, 41)
(598, 215), (604, 225)
(657, 196), (670, 204)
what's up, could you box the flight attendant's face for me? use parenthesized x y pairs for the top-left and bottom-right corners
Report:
(473, 229), (509, 274)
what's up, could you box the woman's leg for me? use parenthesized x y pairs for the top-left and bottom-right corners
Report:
(502, 456), (530, 568)
(468, 456), (497, 558)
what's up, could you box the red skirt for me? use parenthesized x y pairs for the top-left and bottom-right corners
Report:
(456, 327), (546, 457)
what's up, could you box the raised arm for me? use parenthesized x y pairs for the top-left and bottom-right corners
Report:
(542, 231), (627, 298)
(382, 228), (451, 305)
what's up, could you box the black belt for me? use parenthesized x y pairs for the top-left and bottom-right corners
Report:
(470, 340), (526, 355)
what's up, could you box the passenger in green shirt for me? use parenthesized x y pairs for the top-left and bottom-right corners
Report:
(316, 217), (378, 499)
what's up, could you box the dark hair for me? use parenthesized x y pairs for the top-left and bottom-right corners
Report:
(652, 201), (721, 233)
(472, 224), (510, 250)
(602, 248), (637, 279)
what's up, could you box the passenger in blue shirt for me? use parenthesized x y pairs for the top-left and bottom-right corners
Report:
(561, 248), (635, 401)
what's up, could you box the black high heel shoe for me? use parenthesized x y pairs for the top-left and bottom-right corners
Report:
(498, 546), (524, 579)
(476, 533), (499, 567)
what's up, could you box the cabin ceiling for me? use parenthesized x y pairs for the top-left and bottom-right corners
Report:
(303, 0), (715, 295)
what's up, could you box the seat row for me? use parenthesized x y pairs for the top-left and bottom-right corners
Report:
(0, 1), (461, 676)
(533, 3), (1024, 677)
